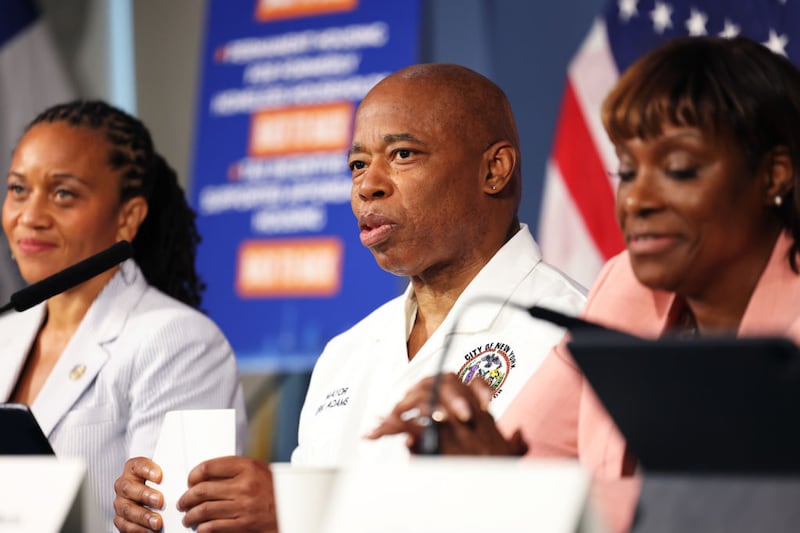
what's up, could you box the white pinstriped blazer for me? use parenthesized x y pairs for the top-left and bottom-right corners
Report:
(0, 259), (247, 531)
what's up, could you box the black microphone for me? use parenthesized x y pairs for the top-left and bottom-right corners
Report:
(414, 298), (624, 455)
(0, 240), (133, 314)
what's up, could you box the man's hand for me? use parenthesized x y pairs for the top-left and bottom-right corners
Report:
(367, 373), (527, 456)
(113, 457), (165, 532)
(178, 456), (278, 533)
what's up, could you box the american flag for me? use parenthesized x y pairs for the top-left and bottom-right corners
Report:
(539, 0), (800, 289)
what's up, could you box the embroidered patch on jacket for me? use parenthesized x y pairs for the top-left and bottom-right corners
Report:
(457, 342), (515, 395)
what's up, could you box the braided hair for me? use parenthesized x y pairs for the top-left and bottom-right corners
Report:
(25, 100), (205, 308)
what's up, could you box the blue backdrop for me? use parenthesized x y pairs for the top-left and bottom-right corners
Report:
(191, 0), (420, 373)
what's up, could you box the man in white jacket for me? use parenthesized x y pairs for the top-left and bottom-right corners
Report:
(113, 63), (586, 533)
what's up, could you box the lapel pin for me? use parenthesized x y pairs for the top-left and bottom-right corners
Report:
(69, 364), (87, 381)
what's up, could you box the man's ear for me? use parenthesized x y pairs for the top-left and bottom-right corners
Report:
(483, 140), (517, 195)
(762, 146), (794, 205)
(116, 196), (149, 242)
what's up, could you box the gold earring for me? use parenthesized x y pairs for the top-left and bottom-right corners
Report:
(491, 185), (497, 191)
(775, 195), (784, 207)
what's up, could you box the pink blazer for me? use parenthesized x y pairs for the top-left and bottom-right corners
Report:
(497, 231), (800, 531)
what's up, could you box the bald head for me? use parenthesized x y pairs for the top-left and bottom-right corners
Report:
(363, 63), (522, 193)
(390, 64), (519, 145)
(349, 63), (524, 279)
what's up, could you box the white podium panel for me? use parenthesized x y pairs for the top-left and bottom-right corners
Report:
(297, 457), (607, 533)
(0, 457), (101, 533)
(271, 463), (337, 533)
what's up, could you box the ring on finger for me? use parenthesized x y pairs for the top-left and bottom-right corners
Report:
(400, 407), (421, 422)
(431, 409), (448, 423)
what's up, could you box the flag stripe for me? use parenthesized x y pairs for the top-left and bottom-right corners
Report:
(552, 80), (623, 260)
(568, 19), (620, 174)
(539, 161), (607, 287)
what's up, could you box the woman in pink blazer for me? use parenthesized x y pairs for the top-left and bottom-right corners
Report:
(369, 35), (800, 532)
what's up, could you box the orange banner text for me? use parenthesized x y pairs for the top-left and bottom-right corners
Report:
(236, 237), (344, 297)
(255, 0), (358, 21)
(249, 102), (354, 157)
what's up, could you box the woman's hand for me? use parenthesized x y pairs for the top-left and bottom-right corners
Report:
(113, 457), (165, 532)
(367, 373), (527, 456)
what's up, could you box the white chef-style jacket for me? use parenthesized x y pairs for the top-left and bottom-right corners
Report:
(292, 224), (586, 466)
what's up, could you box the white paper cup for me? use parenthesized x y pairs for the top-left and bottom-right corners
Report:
(270, 463), (337, 533)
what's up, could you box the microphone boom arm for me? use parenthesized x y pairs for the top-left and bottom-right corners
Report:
(0, 240), (133, 314)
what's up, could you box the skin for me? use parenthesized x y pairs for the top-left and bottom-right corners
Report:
(350, 68), (520, 358)
(112, 456), (277, 533)
(5, 121), (147, 405)
(368, 123), (794, 454)
(364, 373), (526, 455)
(113, 63), (523, 533)
(615, 125), (788, 333)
